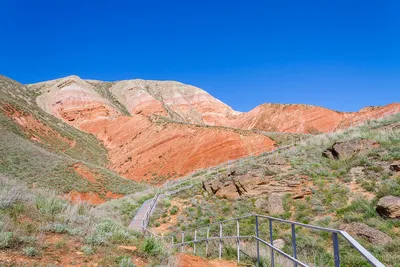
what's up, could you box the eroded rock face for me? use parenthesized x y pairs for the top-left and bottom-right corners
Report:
(322, 139), (380, 160)
(340, 223), (392, 245)
(376, 196), (400, 219)
(29, 76), (275, 183)
(27, 75), (400, 183)
(30, 76), (400, 135)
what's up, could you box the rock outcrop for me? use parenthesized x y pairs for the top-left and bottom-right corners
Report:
(322, 139), (380, 160)
(376, 196), (400, 219)
(203, 170), (312, 200)
(340, 223), (392, 245)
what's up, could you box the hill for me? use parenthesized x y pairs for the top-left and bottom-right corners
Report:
(0, 75), (146, 204)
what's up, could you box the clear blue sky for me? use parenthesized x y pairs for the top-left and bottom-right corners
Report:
(0, 0), (399, 112)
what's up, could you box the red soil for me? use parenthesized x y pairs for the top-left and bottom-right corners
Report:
(66, 190), (105, 205)
(72, 163), (96, 183)
(177, 253), (238, 267)
(81, 115), (275, 182)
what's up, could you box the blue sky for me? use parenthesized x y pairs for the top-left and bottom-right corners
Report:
(0, 0), (399, 112)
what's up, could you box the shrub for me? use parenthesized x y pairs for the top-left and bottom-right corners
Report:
(170, 205), (179, 215)
(35, 193), (67, 216)
(42, 223), (67, 233)
(118, 256), (136, 267)
(0, 174), (31, 209)
(81, 245), (94, 255)
(0, 231), (13, 248)
(140, 237), (164, 257)
(23, 246), (38, 257)
(85, 219), (134, 246)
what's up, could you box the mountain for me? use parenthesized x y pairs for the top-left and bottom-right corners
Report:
(29, 75), (400, 135)
(4, 75), (274, 184)
(1, 74), (398, 185)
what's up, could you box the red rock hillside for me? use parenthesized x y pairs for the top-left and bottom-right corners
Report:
(29, 76), (274, 182)
(27, 75), (399, 182)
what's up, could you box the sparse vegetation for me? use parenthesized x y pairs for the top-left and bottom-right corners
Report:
(149, 113), (400, 266)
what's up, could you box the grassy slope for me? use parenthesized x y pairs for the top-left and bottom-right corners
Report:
(0, 75), (146, 195)
(0, 175), (169, 266)
(150, 114), (400, 266)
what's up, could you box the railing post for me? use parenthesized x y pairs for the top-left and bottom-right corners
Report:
(255, 216), (260, 266)
(171, 235), (174, 248)
(332, 232), (340, 267)
(236, 219), (240, 263)
(206, 226), (210, 257)
(194, 229), (197, 254)
(219, 223), (222, 260)
(181, 232), (185, 253)
(269, 218), (274, 267)
(291, 223), (297, 267)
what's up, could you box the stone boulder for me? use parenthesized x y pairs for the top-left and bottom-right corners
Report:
(214, 182), (240, 199)
(340, 223), (392, 245)
(255, 198), (268, 212)
(272, 239), (285, 250)
(322, 139), (379, 160)
(390, 161), (400, 172)
(349, 167), (365, 180)
(268, 193), (284, 214)
(376, 195), (400, 219)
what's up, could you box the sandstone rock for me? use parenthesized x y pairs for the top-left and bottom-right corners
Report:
(273, 239), (285, 250)
(267, 155), (287, 165)
(234, 175), (265, 193)
(255, 198), (268, 211)
(286, 180), (301, 187)
(268, 193), (284, 214)
(322, 139), (379, 160)
(118, 245), (138, 252)
(340, 223), (392, 245)
(390, 161), (400, 172)
(203, 180), (224, 195)
(376, 195), (400, 219)
(349, 167), (365, 179)
(215, 182), (240, 199)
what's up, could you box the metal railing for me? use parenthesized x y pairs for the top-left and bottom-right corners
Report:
(140, 188), (161, 230)
(166, 214), (384, 267)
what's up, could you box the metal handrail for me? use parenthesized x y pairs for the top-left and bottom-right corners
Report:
(168, 214), (385, 267)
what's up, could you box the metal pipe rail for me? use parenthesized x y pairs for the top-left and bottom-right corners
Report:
(167, 214), (384, 267)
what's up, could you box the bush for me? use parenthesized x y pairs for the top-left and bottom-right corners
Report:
(85, 219), (134, 246)
(81, 245), (94, 255)
(42, 223), (67, 233)
(118, 256), (136, 267)
(140, 237), (164, 257)
(0, 231), (13, 248)
(170, 205), (179, 215)
(35, 193), (67, 216)
(23, 246), (38, 257)
(0, 174), (31, 209)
